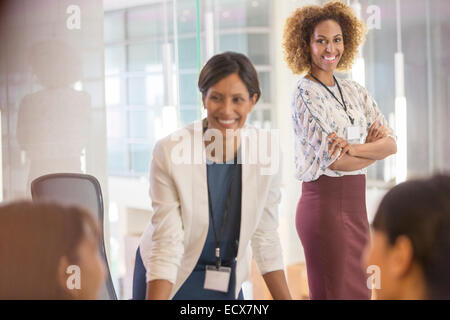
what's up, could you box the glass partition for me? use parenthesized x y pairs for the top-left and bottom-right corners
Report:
(2, 0), (449, 299)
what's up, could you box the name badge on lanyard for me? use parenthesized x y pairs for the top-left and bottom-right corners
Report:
(204, 164), (238, 293)
(347, 126), (360, 143)
(204, 265), (232, 292)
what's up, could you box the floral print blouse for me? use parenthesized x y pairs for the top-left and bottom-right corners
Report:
(291, 77), (395, 182)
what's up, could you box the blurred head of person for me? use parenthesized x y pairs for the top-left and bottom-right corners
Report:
(198, 51), (260, 138)
(364, 175), (450, 299)
(0, 201), (105, 299)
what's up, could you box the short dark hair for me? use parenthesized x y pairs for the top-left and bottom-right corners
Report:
(372, 174), (450, 300)
(198, 51), (261, 102)
(0, 201), (100, 299)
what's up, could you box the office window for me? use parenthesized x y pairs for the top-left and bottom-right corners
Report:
(214, 0), (274, 128)
(104, 6), (171, 177)
(355, 0), (450, 183)
(104, 0), (276, 177)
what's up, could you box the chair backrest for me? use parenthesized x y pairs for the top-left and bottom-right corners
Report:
(31, 173), (117, 300)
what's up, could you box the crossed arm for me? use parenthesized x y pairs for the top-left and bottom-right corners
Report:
(327, 122), (397, 172)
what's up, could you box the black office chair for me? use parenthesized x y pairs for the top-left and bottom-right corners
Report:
(31, 173), (118, 300)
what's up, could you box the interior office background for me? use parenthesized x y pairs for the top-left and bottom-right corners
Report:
(1, 0), (449, 299)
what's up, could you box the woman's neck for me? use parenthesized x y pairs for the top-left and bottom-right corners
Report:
(308, 66), (335, 86)
(397, 265), (429, 300)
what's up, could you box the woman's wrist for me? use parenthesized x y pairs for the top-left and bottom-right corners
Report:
(348, 143), (363, 157)
(349, 137), (396, 160)
(329, 153), (375, 171)
(146, 279), (173, 300)
(350, 141), (380, 159)
(262, 270), (292, 300)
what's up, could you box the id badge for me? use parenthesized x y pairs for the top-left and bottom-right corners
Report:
(347, 126), (360, 142)
(204, 265), (231, 293)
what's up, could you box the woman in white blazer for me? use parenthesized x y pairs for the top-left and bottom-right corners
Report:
(139, 52), (292, 300)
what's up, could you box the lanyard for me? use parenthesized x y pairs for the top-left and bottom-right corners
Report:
(309, 73), (355, 125)
(206, 162), (239, 269)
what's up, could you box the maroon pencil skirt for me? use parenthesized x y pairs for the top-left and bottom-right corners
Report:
(296, 174), (371, 300)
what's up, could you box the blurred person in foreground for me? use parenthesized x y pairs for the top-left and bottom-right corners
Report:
(364, 174), (450, 300)
(0, 201), (105, 299)
(138, 52), (291, 300)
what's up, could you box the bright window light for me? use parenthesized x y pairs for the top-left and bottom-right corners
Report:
(395, 96), (407, 184)
(352, 56), (365, 87)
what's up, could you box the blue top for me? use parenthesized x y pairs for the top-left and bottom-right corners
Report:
(172, 159), (243, 300)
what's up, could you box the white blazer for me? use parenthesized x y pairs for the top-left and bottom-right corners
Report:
(140, 120), (284, 299)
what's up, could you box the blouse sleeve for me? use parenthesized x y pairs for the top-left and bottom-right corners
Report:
(291, 85), (341, 181)
(353, 81), (396, 141)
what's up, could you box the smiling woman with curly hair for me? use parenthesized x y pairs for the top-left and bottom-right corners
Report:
(283, 1), (365, 75)
(283, 1), (397, 299)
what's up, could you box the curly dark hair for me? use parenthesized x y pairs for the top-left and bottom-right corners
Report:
(283, 0), (366, 74)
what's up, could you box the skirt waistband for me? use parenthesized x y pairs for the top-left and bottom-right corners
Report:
(302, 174), (366, 195)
